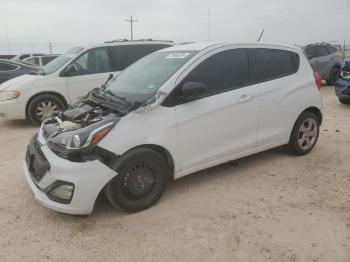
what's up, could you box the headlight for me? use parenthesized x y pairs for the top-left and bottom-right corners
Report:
(48, 122), (115, 152)
(0, 90), (21, 102)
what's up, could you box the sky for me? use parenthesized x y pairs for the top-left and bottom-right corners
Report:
(0, 0), (349, 54)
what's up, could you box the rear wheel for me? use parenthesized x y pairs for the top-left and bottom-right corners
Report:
(289, 111), (320, 155)
(27, 94), (65, 125)
(327, 67), (340, 86)
(104, 148), (169, 212)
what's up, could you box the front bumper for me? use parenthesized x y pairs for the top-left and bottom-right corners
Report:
(335, 78), (350, 99)
(23, 135), (118, 215)
(0, 99), (26, 119)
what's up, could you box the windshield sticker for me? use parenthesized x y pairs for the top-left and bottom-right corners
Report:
(165, 53), (190, 59)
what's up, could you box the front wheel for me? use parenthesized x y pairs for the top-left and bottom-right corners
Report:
(289, 111), (320, 155)
(27, 94), (66, 125)
(104, 148), (169, 212)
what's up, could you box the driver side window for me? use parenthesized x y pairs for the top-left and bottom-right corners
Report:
(70, 47), (111, 76)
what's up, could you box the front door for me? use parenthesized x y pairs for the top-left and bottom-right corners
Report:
(65, 47), (115, 103)
(172, 48), (258, 172)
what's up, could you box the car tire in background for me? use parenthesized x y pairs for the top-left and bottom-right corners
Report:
(326, 67), (341, 86)
(27, 94), (66, 125)
(339, 98), (350, 104)
(104, 148), (169, 212)
(289, 111), (320, 155)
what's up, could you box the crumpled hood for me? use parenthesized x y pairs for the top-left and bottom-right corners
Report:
(0, 74), (42, 91)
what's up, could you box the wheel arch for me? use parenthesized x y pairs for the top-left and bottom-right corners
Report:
(304, 106), (322, 125)
(25, 91), (68, 119)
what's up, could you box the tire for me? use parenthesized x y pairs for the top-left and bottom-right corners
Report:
(326, 67), (340, 86)
(339, 98), (350, 104)
(27, 94), (66, 125)
(104, 148), (169, 212)
(289, 111), (320, 155)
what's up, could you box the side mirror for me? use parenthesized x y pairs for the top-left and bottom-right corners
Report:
(63, 64), (77, 76)
(180, 82), (206, 101)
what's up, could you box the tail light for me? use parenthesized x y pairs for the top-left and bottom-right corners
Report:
(313, 72), (322, 90)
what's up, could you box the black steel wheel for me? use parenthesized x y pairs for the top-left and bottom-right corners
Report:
(105, 148), (169, 212)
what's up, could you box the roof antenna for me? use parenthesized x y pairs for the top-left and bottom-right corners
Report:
(257, 29), (265, 43)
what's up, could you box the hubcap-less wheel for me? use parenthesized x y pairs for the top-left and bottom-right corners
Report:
(35, 101), (59, 120)
(122, 165), (156, 199)
(297, 118), (318, 150)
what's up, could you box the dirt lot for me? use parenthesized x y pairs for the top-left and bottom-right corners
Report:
(0, 87), (349, 262)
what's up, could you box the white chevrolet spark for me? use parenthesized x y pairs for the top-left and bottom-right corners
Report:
(23, 42), (323, 214)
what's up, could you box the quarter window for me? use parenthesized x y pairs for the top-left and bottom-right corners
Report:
(70, 47), (111, 76)
(0, 63), (17, 71)
(181, 49), (251, 96)
(250, 48), (299, 83)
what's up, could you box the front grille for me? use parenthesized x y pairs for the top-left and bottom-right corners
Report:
(26, 134), (50, 182)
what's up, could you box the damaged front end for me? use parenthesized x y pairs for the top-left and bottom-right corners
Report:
(41, 88), (136, 163)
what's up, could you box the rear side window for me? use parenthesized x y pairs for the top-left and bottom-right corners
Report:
(250, 48), (300, 83)
(108, 44), (171, 71)
(42, 56), (57, 65)
(181, 49), (251, 96)
(326, 46), (337, 54)
(0, 63), (17, 71)
(315, 46), (329, 57)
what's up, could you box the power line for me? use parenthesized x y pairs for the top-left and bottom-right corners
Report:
(125, 16), (138, 40)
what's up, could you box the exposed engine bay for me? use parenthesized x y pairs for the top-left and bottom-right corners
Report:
(39, 87), (146, 162)
(42, 87), (137, 136)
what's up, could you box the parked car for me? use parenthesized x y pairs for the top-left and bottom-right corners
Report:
(0, 40), (174, 125)
(335, 60), (350, 104)
(0, 59), (38, 85)
(303, 43), (344, 85)
(23, 42), (323, 215)
(23, 55), (59, 67)
(11, 53), (45, 62)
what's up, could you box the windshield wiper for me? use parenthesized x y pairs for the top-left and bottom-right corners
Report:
(105, 89), (130, 104)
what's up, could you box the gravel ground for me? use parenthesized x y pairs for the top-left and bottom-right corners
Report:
(0, 87), (349, 262)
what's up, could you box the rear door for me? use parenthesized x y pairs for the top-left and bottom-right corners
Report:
(171, 48), (259, 172)
(66, 47), (112, 103)
(249, 48), (301, 146)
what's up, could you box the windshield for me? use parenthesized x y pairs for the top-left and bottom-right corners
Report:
(106, 50), (198, 103)
(42, 47), (83, 75)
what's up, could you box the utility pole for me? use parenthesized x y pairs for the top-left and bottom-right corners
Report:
(4, 24), (11, 54)
(125, 16), (138, 40)
(257, 29), (265, 43)
(48, 42), (53, 54)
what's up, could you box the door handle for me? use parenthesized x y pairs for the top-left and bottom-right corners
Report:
(238, 94), (253, 103)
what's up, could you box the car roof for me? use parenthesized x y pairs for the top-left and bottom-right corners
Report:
(160, 41), (301, 52)
(83, 40), (175, 50)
